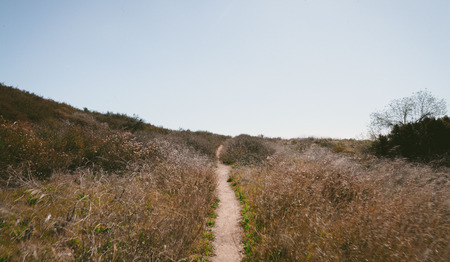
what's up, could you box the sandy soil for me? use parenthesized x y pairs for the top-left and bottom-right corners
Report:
(211, 146), (244, 262)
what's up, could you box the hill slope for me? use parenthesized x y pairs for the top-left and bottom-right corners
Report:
(0, 83), (226, 261)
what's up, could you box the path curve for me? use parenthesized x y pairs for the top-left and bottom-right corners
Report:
(212, 145), (244, 262)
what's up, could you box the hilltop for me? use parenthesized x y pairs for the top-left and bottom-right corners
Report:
(0, 82), (171, 133)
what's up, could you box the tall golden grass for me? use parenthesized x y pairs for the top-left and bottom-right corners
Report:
(230, 144), (449, 261)
(0, 140), (217, 261)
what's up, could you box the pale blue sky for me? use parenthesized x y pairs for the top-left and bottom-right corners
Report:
(1, 0), (449, 138)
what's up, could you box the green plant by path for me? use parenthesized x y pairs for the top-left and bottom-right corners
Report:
(229, 176), (259, 261)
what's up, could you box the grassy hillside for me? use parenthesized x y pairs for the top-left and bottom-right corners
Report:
(222, 136), (449, 261)
(0, 83), (227, 261)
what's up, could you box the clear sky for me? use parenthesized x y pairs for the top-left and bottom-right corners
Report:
(1, 1), (449, 139)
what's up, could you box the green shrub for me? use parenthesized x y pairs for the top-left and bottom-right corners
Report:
(372, 116), (450, 165)
(220, 135), (275, 165)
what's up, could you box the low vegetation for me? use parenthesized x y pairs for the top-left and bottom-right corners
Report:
(229, 141), (449, 261)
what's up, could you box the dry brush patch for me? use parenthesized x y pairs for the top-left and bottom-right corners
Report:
(219, 135), (275, 166)
(0, 141), (217, 261)
(230, 146), (449, 261)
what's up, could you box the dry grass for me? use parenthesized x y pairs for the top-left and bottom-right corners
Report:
(230, 144), (450, 261)
(0, 140), (217, 261)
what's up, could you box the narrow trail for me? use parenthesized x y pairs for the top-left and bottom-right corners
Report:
(212, 145), (244, 262)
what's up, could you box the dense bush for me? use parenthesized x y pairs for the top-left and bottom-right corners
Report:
(372, 116), (450, 164)
(220, 134), (275, 165)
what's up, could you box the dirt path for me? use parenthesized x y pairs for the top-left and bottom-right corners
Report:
(212, 145), (244, 262)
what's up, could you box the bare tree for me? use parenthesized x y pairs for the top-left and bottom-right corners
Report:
(370, 90), (447, 135)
